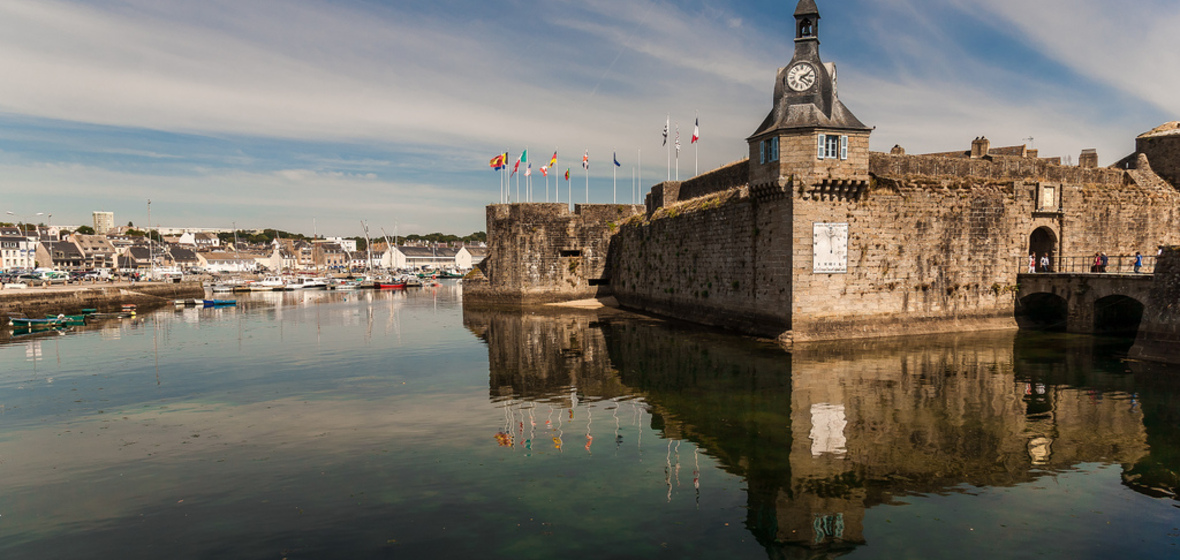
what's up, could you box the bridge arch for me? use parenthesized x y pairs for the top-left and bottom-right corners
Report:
(1017, 292), (1068, 331)
(1028, 226), (1058, 272)
(1093, 295), (1144, 335)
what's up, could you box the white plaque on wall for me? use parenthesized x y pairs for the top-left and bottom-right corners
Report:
(813, 222), (848, 274)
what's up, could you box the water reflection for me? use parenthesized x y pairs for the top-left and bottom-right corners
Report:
(464, 307), (1178, 557)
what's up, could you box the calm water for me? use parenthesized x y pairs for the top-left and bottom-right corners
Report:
(0, 285), (1177, 559)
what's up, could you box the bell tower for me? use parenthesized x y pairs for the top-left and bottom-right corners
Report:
(748, 0), (871, 199)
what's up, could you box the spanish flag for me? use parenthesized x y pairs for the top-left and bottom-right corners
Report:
(489, 153), (507, 170)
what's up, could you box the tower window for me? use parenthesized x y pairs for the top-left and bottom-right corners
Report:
(817, 135), (848, 160)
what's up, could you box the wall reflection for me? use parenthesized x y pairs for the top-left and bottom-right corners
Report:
(465, 306), (1174, 557)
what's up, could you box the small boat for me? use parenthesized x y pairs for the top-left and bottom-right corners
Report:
(46, 314), (86, 326)
(122, 304), (137, 315)
(376, 279), (407, 289)
(203, 299), (237, 307)
(11, 316), (64, 328)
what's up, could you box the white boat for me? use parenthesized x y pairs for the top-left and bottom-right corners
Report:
(252, 276), (288, 291)
(290, 277), (329, 290)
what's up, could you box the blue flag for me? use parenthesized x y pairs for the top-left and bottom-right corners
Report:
(613, 152), (621, 167)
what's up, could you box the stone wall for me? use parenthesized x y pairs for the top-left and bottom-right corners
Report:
(610, 156), (1180, 343)
(676, 159), (749, 202)
(1130, 247), (1180, 363)
(609, 188), (793, 338)
(464, 203), (643, 305)
(1138, 131), (1180, 189)
(0, 282), (204, 322)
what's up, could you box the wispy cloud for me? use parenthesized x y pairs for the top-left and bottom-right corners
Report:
(0, 0), (1175, 234)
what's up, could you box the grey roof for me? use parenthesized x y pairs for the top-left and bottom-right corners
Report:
(753, 97), (869, 137)
(794, 0), (819, 17)
(169, 247), (199, 262)
(462, 246), (489, 257)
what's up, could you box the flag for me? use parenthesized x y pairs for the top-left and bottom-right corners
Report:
(489, 153), (506, 170)
(549, 151), (557, 167)
(521, 149), (528, 163)
(662, 116), (669, 146)
(613, 152), (621, 167)
(525, 162), (532, 177)
(511, 158), (520, 176)
(565, 168), (570, 181)
(692, 118), (699, 144)
(582, 151), (589, 170)
(675, 124), (681, 155)
(540, 165), (548, 177)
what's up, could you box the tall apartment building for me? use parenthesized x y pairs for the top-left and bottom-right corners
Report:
(93, 211), (115, 234)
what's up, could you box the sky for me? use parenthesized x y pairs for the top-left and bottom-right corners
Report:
(1, 0), (1177, 238)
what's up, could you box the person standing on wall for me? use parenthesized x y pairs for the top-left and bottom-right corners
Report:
(1100, 252), (1109, 273)
(1134, 251), (1143, 273)
(1029, 253), (1036, 274)
(1092, 252), (1101, 273)
(1039, 253), (1051, 273)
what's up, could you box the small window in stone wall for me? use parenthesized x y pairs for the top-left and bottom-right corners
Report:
(559, 249), (582, 257)
(759, 138), (779, 165)
(817, 134), (847, 160)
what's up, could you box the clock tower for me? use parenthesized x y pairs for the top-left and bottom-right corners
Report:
(748, 0), (871, 199)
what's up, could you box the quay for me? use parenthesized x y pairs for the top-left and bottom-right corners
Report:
(0, 281), (205, 322)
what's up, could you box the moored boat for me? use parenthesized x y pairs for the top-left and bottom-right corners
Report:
(11, 316), (65, 328)
(203, 299), (237, 307)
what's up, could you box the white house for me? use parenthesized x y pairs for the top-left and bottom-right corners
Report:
(455, 246), (488, 270)
(0, 236), (37, 270)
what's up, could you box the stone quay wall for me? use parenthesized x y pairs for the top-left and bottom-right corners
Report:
(464, 203), (644, 305)
(0, 281), (205, 321)
(1131, 247), (1180, 363)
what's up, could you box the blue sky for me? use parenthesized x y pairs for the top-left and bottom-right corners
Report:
(1, 0), (1176, 237)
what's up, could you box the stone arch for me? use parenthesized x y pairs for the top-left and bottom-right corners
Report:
(1093, 295), (1145, 335)
(1028, 227), (1058, 272)
(1017, 292), (1068, 331)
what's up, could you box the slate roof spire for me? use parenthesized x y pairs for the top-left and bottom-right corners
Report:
(794, 0), (819, 17)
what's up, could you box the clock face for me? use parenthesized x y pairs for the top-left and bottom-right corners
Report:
(786, 63), (817, 92)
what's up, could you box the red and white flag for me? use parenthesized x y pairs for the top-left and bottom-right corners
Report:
(540, 165), (549, 177)
(692, 117), (699, 144)
(582, 151), (589, 169)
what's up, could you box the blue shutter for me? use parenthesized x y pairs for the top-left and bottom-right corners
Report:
(817, 134), (827, 160)
(771, 138), (779, 160)
(840, 135), (848, 160)
(759, 141), (766, 164)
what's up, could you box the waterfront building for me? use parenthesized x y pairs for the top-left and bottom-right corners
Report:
(35, 240), (86, 270)
(0, 236), (37, 270)
(456, 246), (488, 270)
(92, 211), (114, 235)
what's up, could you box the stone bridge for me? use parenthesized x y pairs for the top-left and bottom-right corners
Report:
(1016, 273), (1154, 334)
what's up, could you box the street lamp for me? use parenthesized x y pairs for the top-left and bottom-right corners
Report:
(5, 211), (43, 238)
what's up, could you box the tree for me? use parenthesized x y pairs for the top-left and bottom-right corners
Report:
(75, 225), (96, 235)
(127, 221), (134, 227)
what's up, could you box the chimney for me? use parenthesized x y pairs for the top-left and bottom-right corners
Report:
(890, 144), (906, 156)
(1079, 149), (1098, 169)
(971, 137), (991, 159)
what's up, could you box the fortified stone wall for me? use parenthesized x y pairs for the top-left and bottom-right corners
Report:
(1131, 247), (1180, 363)
(1137, 127), (1180, 189)
(675, 159), (749, 202)
(609, 188), (794, 338)
(869, 153), (1126, 185)
(464, 203), (643, 305)
(611, 155), (1180, 343)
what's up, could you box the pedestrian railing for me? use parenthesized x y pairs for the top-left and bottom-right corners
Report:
(1017, 255), (1156, 275)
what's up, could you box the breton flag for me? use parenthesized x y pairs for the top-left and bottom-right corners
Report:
(549, 152), (557, 168)
(613, 152), (621, 167)
(675, 124), (681, 155)
(692, 118), (699, 144)
(582, 151), (589, 169)
(662, 116), (669, 146)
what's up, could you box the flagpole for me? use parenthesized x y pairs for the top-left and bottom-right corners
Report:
(675, 122), (680, 182)
(613, 150), (617, 204)
(556, 150), (560, 204)
(638, 148), (642, 204)
(666, 114), (670, 182)
(585, 152), (589, 204)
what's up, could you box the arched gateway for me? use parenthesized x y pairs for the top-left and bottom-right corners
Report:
(1028, 227), (1058, 272)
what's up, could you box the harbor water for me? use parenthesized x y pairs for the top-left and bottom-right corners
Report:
(1, 285), (1177, 558)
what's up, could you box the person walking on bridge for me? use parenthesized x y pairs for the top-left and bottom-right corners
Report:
(1100, 252), (1109, 273)
(1039, 253), (1051, 273)
(1028, 254), (1036, 274)
(1135, 251), (1143, 273)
